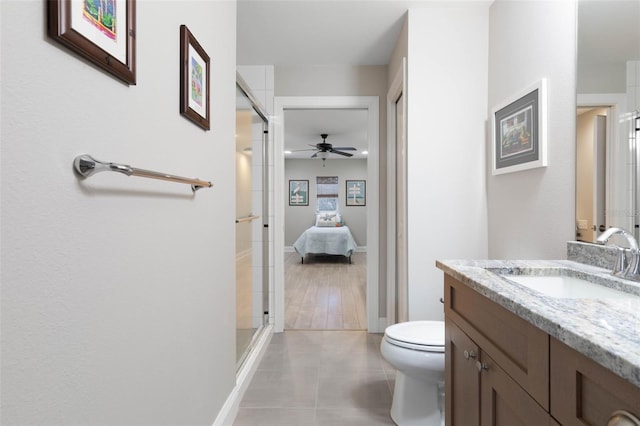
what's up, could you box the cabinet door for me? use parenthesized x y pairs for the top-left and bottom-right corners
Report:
(446, 319), (480, 426)
(445, 275), (549, 409)
(480, 352), (556, 426)
(550, 337), (640, 425)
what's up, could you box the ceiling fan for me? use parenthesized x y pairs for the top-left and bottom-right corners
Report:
(306, 133), (357, 159)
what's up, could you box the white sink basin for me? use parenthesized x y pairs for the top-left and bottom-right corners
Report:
(503, 274), (636, 299)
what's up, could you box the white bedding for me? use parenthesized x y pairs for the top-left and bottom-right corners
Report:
(293, 225), (358, 258)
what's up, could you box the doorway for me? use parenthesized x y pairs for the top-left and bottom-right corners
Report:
(576, 93), (628, 242)
(273, 96), (380, 333)
(576, 107), (608, 243)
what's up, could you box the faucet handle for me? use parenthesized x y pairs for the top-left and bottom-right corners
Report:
(612, 247), (630, 276)
(623, 248), (640, 282)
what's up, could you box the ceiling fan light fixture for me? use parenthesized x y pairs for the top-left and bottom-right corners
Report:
(317, 151), (329, 159)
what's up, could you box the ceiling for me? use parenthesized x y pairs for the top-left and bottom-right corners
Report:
(237, 0), (428, 67)
(237, 0), (425, 160)
(237, 0), (640, 159)
(283, 109), (369, 159)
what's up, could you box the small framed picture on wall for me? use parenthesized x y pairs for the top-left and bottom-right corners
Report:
(289, 180), (309, 206)
(346, 180), (366, 206)
(180, 25), (210, 130)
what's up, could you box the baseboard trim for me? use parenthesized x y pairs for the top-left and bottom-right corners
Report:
(212, 324), (274, 426)
(284, 246), (368, 253)
(376, 317), (388, 333)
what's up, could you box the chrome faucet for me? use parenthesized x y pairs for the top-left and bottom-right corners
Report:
(597, 227), (640, 282)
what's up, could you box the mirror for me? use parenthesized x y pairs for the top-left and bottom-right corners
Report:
(576, 0), (640, 243)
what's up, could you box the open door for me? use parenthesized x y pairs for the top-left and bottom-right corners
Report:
(576, 108), (607, 243)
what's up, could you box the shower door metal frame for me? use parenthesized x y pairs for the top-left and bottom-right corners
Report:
(235, 72), (271, 371)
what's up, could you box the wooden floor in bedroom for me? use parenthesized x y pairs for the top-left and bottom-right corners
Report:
(284, 251), (367, 330)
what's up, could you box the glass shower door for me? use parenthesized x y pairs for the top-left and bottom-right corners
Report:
(235, 81), (269, 370)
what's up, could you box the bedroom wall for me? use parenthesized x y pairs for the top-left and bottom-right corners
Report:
(284, 159), (368, 247)
(1, 1), (237, 424)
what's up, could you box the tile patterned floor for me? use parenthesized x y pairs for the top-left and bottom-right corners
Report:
(234, 330), (396, 426)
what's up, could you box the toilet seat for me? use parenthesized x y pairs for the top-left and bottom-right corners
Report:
(384, 321), (445, 352)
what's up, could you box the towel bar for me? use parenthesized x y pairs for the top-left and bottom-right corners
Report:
(235, 215), (260, 223)
(73, 154), (213, 192)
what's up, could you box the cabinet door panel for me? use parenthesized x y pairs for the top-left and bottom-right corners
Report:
(444, 275), (549, 409)
(550, 337), (640, 426)
(480, 353), (554, 426)
(446, 320), (480, 426)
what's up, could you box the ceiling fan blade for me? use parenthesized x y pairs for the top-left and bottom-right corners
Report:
(330, 149), (353, 157)
(331, 147), (357, 151)
(291, 148), (318, 152)
(310, 152), (318, 158)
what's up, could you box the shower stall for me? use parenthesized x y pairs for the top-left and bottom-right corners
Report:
(235, 73), (270, 370)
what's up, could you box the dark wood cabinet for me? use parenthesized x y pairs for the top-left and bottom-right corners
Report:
(444, 274), (640, 426)
(550, 337), (640, 425)
(445, 320), (480, 425)
(446, 319), (556, 426)
(444, 275), (549, 409)
(480, 351), (558, 426)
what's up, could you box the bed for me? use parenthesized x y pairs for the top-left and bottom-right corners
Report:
(293, 212), (358, 263)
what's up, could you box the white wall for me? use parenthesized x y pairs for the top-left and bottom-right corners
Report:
(487, 0), (576, 259)
(629, 61), (640, 112)
(284, 159), (368, 246)
(1, 1), (237, 424)
(406, 4), (490, 321)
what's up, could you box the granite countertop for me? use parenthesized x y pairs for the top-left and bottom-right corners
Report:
(436, 259), (640, 388)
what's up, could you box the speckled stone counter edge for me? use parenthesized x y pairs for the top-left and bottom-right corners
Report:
(436, 258), (640, 389)
(567, 240), (619, 269)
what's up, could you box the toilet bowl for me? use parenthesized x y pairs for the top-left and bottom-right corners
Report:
(380, 320), (445, 426)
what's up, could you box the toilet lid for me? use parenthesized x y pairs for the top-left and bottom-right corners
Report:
(384, 321), (445, 351)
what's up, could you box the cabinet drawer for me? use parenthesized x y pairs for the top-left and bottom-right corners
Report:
(444, 275), (549, 409)
(550, 337), (640, 425)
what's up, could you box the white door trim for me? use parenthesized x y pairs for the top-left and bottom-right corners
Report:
(386, 59), (407, 327)
(273, 96), (380, 333)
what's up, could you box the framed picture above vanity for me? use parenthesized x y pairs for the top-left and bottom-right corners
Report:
(492, 79), (548, 175)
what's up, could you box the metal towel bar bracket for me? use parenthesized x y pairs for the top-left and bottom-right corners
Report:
(73, 154), (213, 192)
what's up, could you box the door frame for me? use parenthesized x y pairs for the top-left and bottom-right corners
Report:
(272, 96), (380, 332)
(386, 59), (407, 326)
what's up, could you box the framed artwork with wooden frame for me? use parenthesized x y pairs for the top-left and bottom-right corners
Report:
(180, 25), (210, 131)
(48, 0), (137, 85)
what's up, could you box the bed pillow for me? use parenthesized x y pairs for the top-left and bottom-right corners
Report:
(315, 211), (341, 227)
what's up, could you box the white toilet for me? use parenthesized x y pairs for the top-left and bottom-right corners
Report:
(380, 320), (445, 426)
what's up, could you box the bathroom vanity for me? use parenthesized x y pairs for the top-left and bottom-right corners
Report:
(437, 258), (640, 426)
